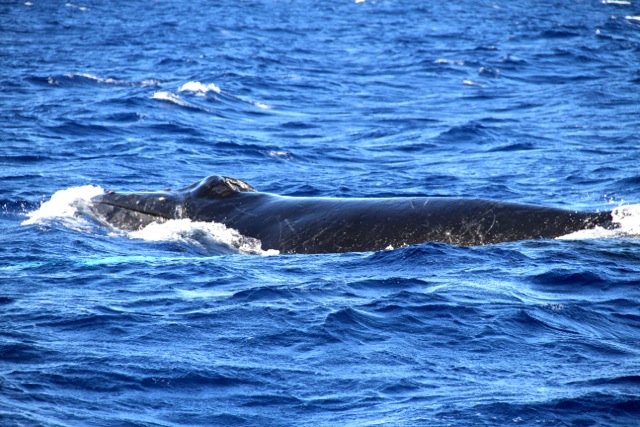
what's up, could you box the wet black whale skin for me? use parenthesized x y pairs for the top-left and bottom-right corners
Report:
(91, 175), (614, 254)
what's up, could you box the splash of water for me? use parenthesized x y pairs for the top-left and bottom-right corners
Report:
(22, 187), (278, 255)
(129, 219), (278, 255)
(558, 204), (640, 241)
(22, 185), (104, 228)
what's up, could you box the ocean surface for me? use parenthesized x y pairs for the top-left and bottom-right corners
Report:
(3, 0), (640, 425)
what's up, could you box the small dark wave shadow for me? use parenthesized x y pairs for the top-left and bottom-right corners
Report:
(530, 269), (611, 289)
(486, 142), (537, 152)
(453, 392), (640, 426)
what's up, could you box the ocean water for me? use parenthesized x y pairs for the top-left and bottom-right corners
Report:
(3, 0), (640, 425)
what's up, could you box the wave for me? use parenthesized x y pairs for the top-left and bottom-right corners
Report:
(462, 392), (640, 426)
(178, 81), (222, 95)
(151, 87), (271, 121)
(434, 121), (498, 145)
(151, 91), (213, 113)
(28, 76), (270, 117)
(28, 73), (161, 88)
(21, 186), (277, 256)
(165, 81), (271, 110)
(1, 198), (40, 216)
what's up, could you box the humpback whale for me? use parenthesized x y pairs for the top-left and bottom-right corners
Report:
(89, 175), (614, 254)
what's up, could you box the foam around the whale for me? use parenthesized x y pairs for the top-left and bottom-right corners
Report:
(22, 185), (104, 229)
(22, 186), (278, 256)
(557, 204), (640, 241)
(129, 219), (278, 255)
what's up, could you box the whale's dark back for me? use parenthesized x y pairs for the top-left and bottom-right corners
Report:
(184, 187), (613, 253)
(91, 176), (614, 254)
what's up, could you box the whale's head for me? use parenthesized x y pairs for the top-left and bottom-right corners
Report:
(90, 188), (185, 231)
(90, 175), (256, 231)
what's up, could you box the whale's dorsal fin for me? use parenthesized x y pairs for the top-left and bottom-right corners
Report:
(189, 175), (255, 198)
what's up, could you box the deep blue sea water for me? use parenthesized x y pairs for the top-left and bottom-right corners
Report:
(3, 0), (640, 425)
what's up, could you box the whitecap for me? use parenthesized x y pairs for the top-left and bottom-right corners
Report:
(434, 59), (465, 66)
(152, 91), (210, 112)
(63, 73), (161, 87)
(268, 150), (294, 159)
(252, 101), (271, 109)
(177, 81), (271, 109)
(152, 91), (182, 103)
(463, 80), (483, 87)
(72, 73), (122, 85)
(65, 3), (89, 11)
(178, 81), (221, 95)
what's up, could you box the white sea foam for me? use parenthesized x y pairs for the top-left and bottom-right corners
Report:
(152, 91), (183, 103)
(129, 219), (278, 255)
(178, 81), (221, 95)
(65, 73), (160, 87)
(74, 73), (121, 85)
(253, 101), (270, 109)
(176, 81), (271, 109)
(22, 185), (105, 230)
(65, 3), (89, 11)
(463, 80), (483, 87)
(23, 186), (277, 256)
(268, 150), (294, 159)
(434, 59), (465, 66)
(151, 91), (209, 111)
(558, 204), (640, 241)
